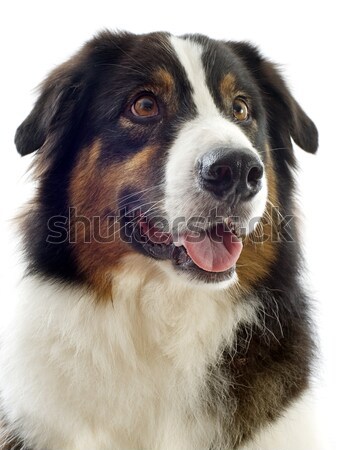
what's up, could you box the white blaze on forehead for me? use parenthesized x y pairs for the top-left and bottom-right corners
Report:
(170, 36), (219, 116)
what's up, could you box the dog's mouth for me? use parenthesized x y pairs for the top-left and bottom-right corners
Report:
(124, 209), (243, 283)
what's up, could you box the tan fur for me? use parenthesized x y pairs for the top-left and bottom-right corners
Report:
(220, 73), (238, 99)
(154, 68), (175, 98)
(237, 147), (279, 289)
(69, 140), (160, 297)
(150, 68), (177, 114)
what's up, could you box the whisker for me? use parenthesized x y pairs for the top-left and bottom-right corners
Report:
(117, 184), (165, 206)
(108, 200), (166, 237)
(266, 199), (286, 222)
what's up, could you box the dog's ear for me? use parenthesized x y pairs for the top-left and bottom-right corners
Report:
(15, 31), (130, 157)
(229, 42), (318, 154)
(15, 55), (89, 157)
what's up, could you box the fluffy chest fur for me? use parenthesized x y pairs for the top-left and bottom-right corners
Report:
(1, 256), (258, 449)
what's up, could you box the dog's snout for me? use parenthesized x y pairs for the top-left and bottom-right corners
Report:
(198, 147), (264, 201)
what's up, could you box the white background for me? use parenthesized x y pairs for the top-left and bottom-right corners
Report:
(0, 1), (340, 448)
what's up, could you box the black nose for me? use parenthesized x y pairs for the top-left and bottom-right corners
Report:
(198, 148), (264, 201)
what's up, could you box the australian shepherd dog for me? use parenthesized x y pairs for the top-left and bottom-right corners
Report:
(0, 31), (319, 449)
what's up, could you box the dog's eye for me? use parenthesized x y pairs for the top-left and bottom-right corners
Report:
(233, 98), (249, 121)
(131, 95), (159, 118)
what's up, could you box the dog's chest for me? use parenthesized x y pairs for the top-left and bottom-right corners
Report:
(0, 262), (257, 449)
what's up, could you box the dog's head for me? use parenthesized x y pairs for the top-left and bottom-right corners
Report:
(15, 31), (318, 294)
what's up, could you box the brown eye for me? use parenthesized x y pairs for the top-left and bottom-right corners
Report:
(131, 95), (159, 117)
(233, 98), (249, 121)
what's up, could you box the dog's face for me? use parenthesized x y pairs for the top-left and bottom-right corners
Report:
(15, 32), (318, 294)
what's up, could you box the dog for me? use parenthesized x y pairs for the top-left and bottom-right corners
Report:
(0, 31), (319, 449)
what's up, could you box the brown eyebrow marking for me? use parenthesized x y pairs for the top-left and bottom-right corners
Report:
(220, 73), (238, 98)
(153, 68), (175, 96)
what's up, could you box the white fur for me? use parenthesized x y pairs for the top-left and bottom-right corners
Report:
(0, 255), (259, 450)
(165, 37), (267, 238)
(0, 255), (321, 449)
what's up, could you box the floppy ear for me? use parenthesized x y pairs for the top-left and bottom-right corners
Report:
(229, 42), (318, 155)
(14, 30), (129, 158)
(14, 55), (89, 157)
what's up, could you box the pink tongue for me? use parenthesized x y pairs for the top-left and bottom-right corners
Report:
(178, 224), (243, 273)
